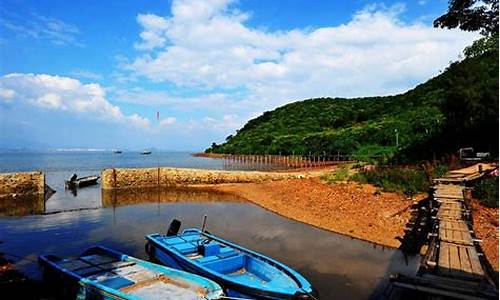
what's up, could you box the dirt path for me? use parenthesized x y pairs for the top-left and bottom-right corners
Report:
(471, 200), (499, 272)
(194, 178), (416, 248)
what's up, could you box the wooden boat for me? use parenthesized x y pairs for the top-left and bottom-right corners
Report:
(141, 151), (152, 155)
(65, 175), (100, 189)
(146, 226), (318, 299)
(39, 245), (224, 300)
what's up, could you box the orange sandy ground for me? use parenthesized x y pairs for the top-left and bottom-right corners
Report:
(199, 178), (416, 248)
(471, 200), (499, 272)
(199, 177), (499, 272)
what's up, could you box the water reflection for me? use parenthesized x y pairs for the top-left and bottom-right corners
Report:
(0, 201), (420, 300)
(1, 184), (247, 216)
(102, 186), (246, 208)
(0, 194), (45, 216)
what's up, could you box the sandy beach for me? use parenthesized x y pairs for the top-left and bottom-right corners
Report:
(188, 175), (498, 271)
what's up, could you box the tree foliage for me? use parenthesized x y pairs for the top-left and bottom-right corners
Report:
(205, 52), (499, 162)
(434, 0), (499, 36)
(205, 3), (499, 161)
(464, 33), (499, 57)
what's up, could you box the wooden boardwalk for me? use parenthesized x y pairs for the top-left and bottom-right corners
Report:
(391, 163), (498, 299)
(431, 185), (484, 281)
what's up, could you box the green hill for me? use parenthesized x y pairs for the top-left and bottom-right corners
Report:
(206, 51), (499, 162)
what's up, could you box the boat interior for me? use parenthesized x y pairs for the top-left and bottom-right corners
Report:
(46, 252), (207, 299)
(159, 232), (299, 290)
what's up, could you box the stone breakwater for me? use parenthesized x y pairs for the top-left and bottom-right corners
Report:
(101, 167), (304, 190)
(0, 172), (45, 216)
(0, 172), (45, 197)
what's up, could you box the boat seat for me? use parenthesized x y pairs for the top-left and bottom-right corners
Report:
(162, 237), (186, 245)
(88, 271), (135, 289)
(57, 259), (92, 271)
(80, 254), (117, 265)
(100, 276), (135, 290)
(74, 266), (104, 277)
(196, 255), (220, 264)
(181, 234), (203, 243)
(217, 249), (239, 258)
(202, 254), (245, 274)
(172, 242), (198, 255)
(99, 261), (135, 271)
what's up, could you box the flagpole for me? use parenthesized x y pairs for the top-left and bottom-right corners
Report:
(156, 109), (160, 212)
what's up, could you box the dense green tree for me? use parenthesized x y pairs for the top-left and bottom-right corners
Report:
(205, 3), (499, 161)
(434, 0), (498, 36)
(205, 53), (498, 161)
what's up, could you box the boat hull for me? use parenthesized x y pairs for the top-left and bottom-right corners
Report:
(39, 246), (224, 300)
(146, 229), (318, 300)
(65, 176), (99, 189)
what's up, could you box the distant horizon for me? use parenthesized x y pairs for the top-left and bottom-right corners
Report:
(0, 147), (202, 153)
(1, 0), (478, 149)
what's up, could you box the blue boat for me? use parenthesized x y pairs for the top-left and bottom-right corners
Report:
(39, 245), (224, 300)
(145, 226), (318, 300)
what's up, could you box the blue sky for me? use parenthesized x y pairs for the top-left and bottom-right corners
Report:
(0, 0), (477, 151)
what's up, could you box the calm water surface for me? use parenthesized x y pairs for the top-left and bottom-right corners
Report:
(0, 152), (420, 299)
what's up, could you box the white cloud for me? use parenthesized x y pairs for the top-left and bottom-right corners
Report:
(0, 73), (150, 128)
(201, 114), (241, 131)
(70, 69), (103, 80)
(135, 14), (171, 50)
(0, 88), (15, 101)
(36, 93), (62, 109)
(0, 12), (82, 46)
(159, 117), (177, 126)
(126, 0), (477, 116)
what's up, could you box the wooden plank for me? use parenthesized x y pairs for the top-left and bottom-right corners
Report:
(458, 246), (473, 275)
(440, 202), (463, 210)
(434, 194), (464, 200)
(439, 243), (451, 275)
(449, 244), (461, 274)
(440, 220), (469, 231)
(438, 209), (463, 220)
(434, 188), (464, 195)
(435, 190), (464, 195)
(436, 198), (465, 204)
(439, 227), (473, 245)
(435, 186), (464, 192)
(438, 242), (485, 279)
(434, 188), (464, 194)
(438, 207), (464, 216)
(468, 247), (484, 276)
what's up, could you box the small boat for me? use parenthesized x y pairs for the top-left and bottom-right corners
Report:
(65, 175), (100, 189)
(141, 151), (152, 155)
(39, 245), (224, 300)
(113, 150), (123, 154)
(145, 221), (318, 299)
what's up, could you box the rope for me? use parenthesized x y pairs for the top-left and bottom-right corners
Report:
(303, 289), (320, 300)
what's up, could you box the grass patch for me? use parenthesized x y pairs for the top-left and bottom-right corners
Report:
(351, 166), (429, 196)
(321, 165), (351, 183)
(353, 145), (397, 164)
(473, 176), (499, 208)
(431, 164), (449, 178)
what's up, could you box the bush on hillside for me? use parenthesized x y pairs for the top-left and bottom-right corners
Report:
(351, 166), (429, 196)
(473, 176), (499, 208)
